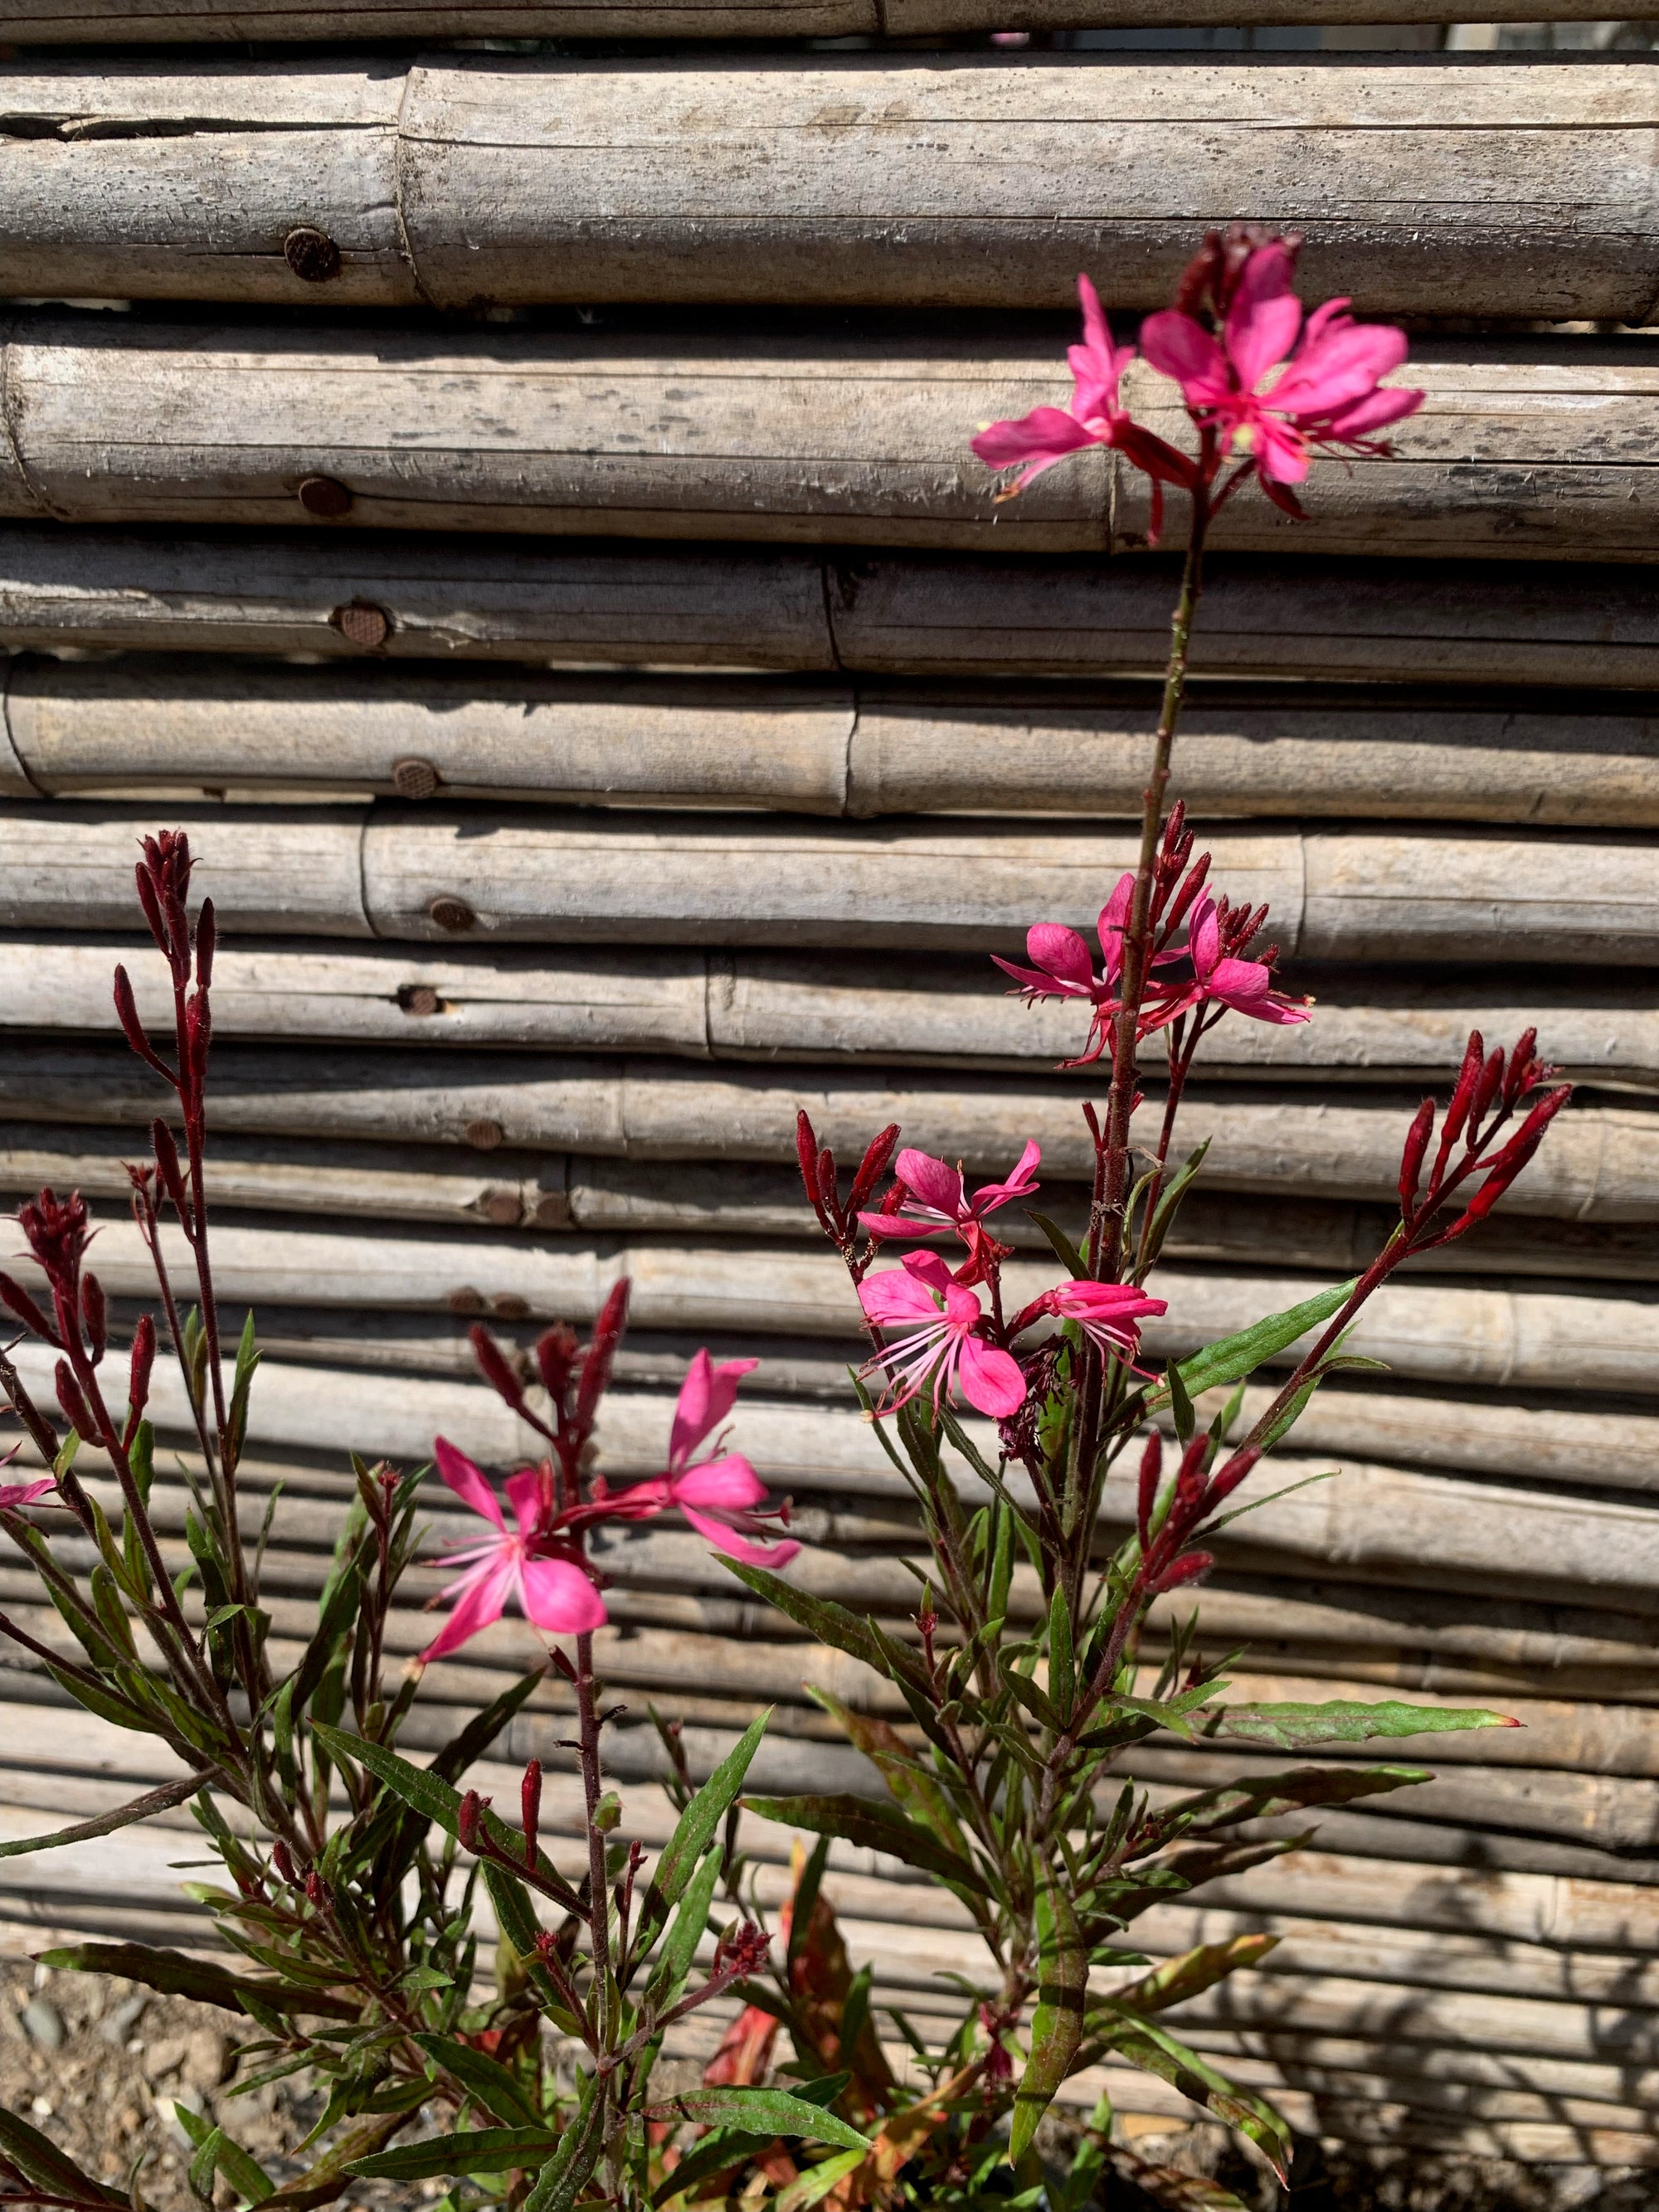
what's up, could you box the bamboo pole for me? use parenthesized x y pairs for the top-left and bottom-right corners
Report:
(7, 1123), (1656, 1282)
(7, 939), (1658, 1091)
(2, 321), (1653, 562)
(12, 653), (1659, 829)
(11, 534), (1659, 692)
(5, 802), (1659, 963)
(0, 0), (1650, 41)
(1, 1041), (1651, 1221)
(5, 57), (1657, 318)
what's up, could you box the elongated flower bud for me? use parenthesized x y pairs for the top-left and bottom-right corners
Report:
(847, 1123), (902, 1218)
(795, 1110), (834, 1232)
(195, 897), (216, 989)
(54, 1359), (96, 1442)
(470, 1323), (528, 1414)
(576, 1278), (630, 1432)
(0, 1271), (60, 1348)
(1398, 1098), (1435, 1217)
(1153, 1549), (1214, 1596)
(1436, 1028), (1485, 1174)
(457, 1790), (489, 1855)
(1203, 1444), (1262, 1515)
(521, 1758), (542, 1869)
(80, 1273), (106, 1363)
(1136, 1432), (1161, 1553)
(128, 1315), (154, 1423)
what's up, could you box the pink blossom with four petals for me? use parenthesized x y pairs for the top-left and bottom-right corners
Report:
(1139, 240), (1423, 515)
(993, 873), (1182, 1066)
(859, 1251), (1027, 1419)
(1010, 1280), (1169, 1362)
(858, 1140), (1041, 1250)
(612, 1349), (801, 1569)
(421, 1439), (606, 1661)
(1179, 894), (1311, 1028)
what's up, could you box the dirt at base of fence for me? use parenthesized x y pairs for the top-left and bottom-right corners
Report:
(0, 1958), (1651, 2212)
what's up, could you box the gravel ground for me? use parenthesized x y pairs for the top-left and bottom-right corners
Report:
(1, 1958), (1651, 2211)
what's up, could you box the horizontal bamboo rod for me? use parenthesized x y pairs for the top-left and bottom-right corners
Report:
(12, 536), (1659, 692)
(0, 323), (1650, 562)
(9, 1121), (1657, 1282)
(12, 654), (1659, 829)
(2, 1041), (1650, 1221)
(16, 1334), (1659, 1616)
(4, 58), (1657, 318)
(8, 939), (1657, 1091)
(4, 803), (1657, 964)
(1, 0), (1651, 41)
(9, 1214), (1659, 1400)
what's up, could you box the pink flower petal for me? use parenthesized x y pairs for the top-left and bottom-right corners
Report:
(902, 1248), (957, 1298)
(1025, 923), (1096, 990)
(506, 1466), (552, 1536)
(970, 1138), (1041, 1214)
(434, 1436), (505, 1530)
(0, 1478), (55, 1510)
(896, 1148), (966, 1221)
(1321, 385), (1423, 440)
(971, 407), (1097, 475)
(521, 1555), (608, 1636)
(681, 1505), (801, 1570)
(956, 1336), (1028, 1418)
(1253, 417), (1311, 484)
(421, 1553), (516, 1660)
(673, 1451), (769, 1512)
(1138, 310), (1229, 401)
(669, 1349), (758, 1466)
(1272, 321), (1410, 418)
(1226, 284), (1301, 394)
(1187, 896), (1220, 981)
(860, 1266), (946, 1326)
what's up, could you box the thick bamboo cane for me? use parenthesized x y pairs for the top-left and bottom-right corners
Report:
(4, 57), (1657, 318)
(2, 320), (1654, 562)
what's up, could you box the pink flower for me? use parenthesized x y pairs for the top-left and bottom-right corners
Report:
(859, 1140), (1040, 1246)
(971, 277), (1197, 533)
(0, 1475), (54, 1511)
(1010, 1281), (1168, 1363)
(421, 1437), (606, 1661)
(859, 1251), (1026, 1420)
(1182, 895), (1311, 1027)
(1140, 239), (1423, 515)
(620, 1350), (800, 1569)
(994, 874), (1183, 1067)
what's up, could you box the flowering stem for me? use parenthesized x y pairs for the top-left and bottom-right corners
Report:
(1092, 469), (1214, 1287)
(575, 1627), (615, 2046)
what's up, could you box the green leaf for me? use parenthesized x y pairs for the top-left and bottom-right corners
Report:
(1048, 1587), (1075, 1724)
(481, 1863), (583, 2032)
(347, 2127), (562, 2181)
(1110, 1937), (1277, 2019)
(34, 1941), (356, 2020)
(643, 2088), (870, 2154)
(1209, 1700), (1516, 1750)
(524, 2071), (607, 2212)
(1167, 1363), (1195, 1448)
(1141, 1140), (1212, 1272)
(1150, 1763), (1428, 1845)
(1090, 2015), (1292, 2184)
(1148, 1278), (1359, 1409)
(652, 2079), (849, 2210)
(172, 2103), (276, 2210)
(1027, 1212), (1088, 1281)
(777, 2146), (866, 2212)
(1009, 1875), (1084, 2162)
(720, 1561), (926, 1690)
(644, 1845), (722, 2009)
(413, 2036), (543, 2130)
(745, 1792), (980, 1890)
(310, 1723), (582, 1912)
(807, 1691), (972, 1874)
(633, 1709), (768, 1955)
(0, 2101), (129, 2206)
(0, 1776), (200, 1859)
(786, 1832), (830, 1975)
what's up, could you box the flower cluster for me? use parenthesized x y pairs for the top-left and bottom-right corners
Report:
(972, 226), (1423, 537)
(421, 1323), (798, 1660)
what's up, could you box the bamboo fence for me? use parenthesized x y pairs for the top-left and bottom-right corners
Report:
(2, 0), (1658, 2177)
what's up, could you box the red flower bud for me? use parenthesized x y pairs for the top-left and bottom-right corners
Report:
(151, 1120), (191, 1222)
(457, 1790), (489, 1855)
(1398, 1098), (1435, 1217)
(0, 1271), (60, 1348)
(1136, 1432), (1161, 1553)
(54, 1359), (96, 1442)
(535, 1321), (580, 1403)
(575, 1278), (630, 1431)
(195, 897), (216, 989)
(521, 1758), (542, 1869)
(1153, 1549), (1214, 1596)
(470, 1324), (528, 1414)
(1436, 1029), (1485, 1174)
(847, 1123), (902, 1219)
(304, 1870), (326, 1909)
(795, 1110), (834, 1234)
(1203, 1444), (1262, 1515)
(111, 964), (175, 1086)
(271, 1841), (298, 1885)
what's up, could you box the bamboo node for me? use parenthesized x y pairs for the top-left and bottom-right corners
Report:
(446, 1285), (487, 1315)
(479, 1186), (525, 1227)
(284, 226), (343, 284)
(392, 756), (441, 801)
(297, 475), (353, 520)
(397, 984), (442, 1019)
(428, 895), (477, 934)
(331, 599), (391, 649)
(463, 1119), (507, 1152)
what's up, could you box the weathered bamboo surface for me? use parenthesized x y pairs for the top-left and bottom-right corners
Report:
(2, 1042), (1651, 1219)
(13, 535), (1659, 691)
(8, 939), (1657, 1089)
(13, 654), (1659, 828)
(4, 803), (1657, 961)
(9, 1123), (1657, 1281)
(9, 1221), (1657, 1404)
(5, 58), (1657, 318)
(1, 323), (1652, 562)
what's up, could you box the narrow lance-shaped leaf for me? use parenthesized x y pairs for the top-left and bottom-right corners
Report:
(745, 1792), (982, 1893)
(0, 2101), (129, 2207)
(1208, 1700), (1518, 1750)
(1089, 2015), (1293, 2185)
(524, 2070), (608, 2212)
(1109, 1936), (1278, 2019)
(412, 2035), (545, 2131)
(36, 1940), (357, 2020)
(643, 2087), (871, 2153)
(0, 1775), (200, 1860)
(1009, 1874), (1085, 2162)
(346, 2127), (562, 2182)
(632, 1708), (769, 1958)
(1146, 1278), (1359, 1409)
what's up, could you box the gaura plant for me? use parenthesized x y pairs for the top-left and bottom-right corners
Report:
(0, 225), (1570, 2212)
